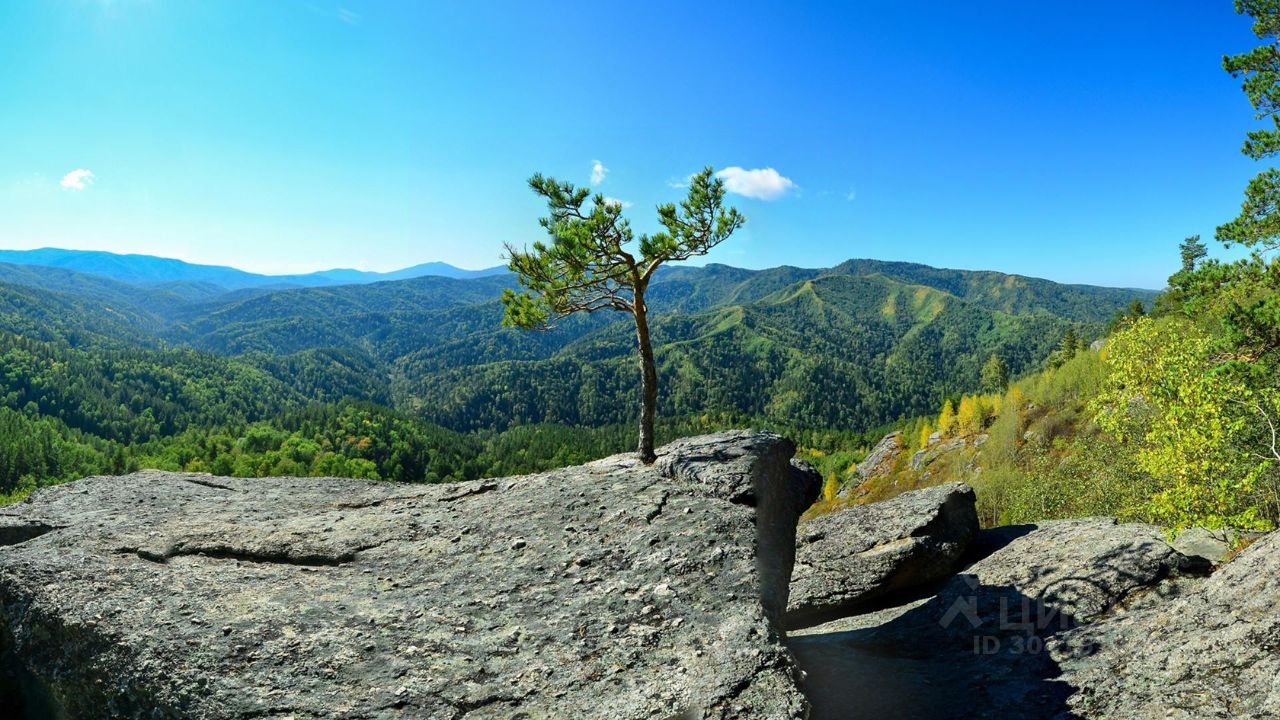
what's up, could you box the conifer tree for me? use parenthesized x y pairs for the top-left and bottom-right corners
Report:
(917, 422), (933, 450)
(1219, 3), (1280, 253)
(1178, 235), (1208, 273)
(937, 399), (956, 436)
(1048, 327), (1082, 369)
(1060, 327), (1081, 355)
(502, 167), (744, 463)
(980, 354), (1010, 392)
(957, 395), (979, 433)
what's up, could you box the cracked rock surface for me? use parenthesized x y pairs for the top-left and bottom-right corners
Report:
(0, 430), (819, 720)
(1052, 529), (1280, 719)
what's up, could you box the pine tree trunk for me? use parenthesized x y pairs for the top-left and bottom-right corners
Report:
(634, 290), (658, 464)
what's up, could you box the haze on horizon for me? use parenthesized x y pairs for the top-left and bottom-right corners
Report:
(0, 1), (1264, 288)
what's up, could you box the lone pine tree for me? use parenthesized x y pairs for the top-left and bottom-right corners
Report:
(501, 167), (744, 463)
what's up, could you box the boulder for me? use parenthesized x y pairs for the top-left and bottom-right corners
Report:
(1168, 525), (1260, 566)
(786, 483), (978, 629)
(1053, 530), (1280, 719)
(0, 430), (820, 720)
(942, 518), (1206, 629)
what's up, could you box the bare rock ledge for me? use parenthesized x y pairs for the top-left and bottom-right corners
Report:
(0, 431), (820, 720)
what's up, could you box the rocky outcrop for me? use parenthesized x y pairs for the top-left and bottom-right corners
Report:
(1053, 530), (1280, 719)
(949, 518), (1207, 627)
(787, 483), (978, 629)
(787, 518), (1209, 720)
(852, 432), (902, 480)
(1169, 526), (1235, 565)
(787, 506), (1277, 720)
(7, 425), (1276, 720)
(909, 436), (967, 471)
(0, 430), (820, 720)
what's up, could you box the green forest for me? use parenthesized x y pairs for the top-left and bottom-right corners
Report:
(1, 235), (1275, 535)
(796, 3), (1280, 535)
(810, 235), (1280, 534)
(0, 254), (1147, 506)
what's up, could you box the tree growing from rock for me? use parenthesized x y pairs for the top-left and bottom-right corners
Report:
(502, 167), (744, 463)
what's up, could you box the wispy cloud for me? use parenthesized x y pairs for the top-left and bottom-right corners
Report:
(715, 167), (795, 201)
(667, 174), (693, 189)
(305, 4), (362, 25)
(6, 174), (52, 200)
(846, 190), (857, 202)
(590, 160), (607, 186)
(60, 169), (95, 191)
(601, 196), (633, 209)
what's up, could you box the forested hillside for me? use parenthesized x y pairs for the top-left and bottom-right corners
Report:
(810, 238), (1280, 533)
(0, 254), (1154, 503)
(398, 273), (1088, 430)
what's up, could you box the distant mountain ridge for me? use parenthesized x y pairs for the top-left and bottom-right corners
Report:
(0, 250), (1160, 437)
(0, 256), (1160, 430)
(0, 248), (507, 291)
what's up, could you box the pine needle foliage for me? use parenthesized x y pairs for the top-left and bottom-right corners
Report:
(502, 167), (744, 462)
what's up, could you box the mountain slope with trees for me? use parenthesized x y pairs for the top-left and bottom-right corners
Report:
(395, 272), (1094, 432)
(0, 253), (1155, 503)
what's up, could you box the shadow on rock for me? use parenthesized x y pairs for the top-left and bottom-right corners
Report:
(788, 518), (1208, 720)
(790, 578), (1080, 720)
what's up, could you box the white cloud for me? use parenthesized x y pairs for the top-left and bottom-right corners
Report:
(715, 167), (795, 201)
(601, 196), (633, 209)
(59, 169), (95, 191)
(667, 174), (693, 189)
(590, 160), (607, 186)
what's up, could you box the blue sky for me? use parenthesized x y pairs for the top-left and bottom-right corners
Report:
(0, 1), (1266, 288)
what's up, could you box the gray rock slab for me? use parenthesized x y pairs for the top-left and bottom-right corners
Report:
(0, 430), (819, 720)
(852, 432), (902, 480)
(1053, 530), (1280, 719)
(1168, 525), (1262, 566)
